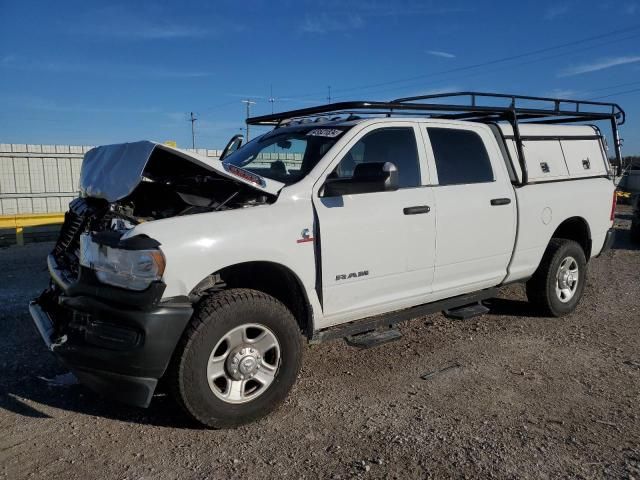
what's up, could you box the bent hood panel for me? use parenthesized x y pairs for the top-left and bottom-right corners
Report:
(79, 140), (284, 202)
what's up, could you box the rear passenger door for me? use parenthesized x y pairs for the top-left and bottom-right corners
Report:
(422, 123), (516, 295)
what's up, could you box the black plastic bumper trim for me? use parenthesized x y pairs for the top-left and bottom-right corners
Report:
(598, 228), (616, 256)
(29, 292), (193, 407)
(52, 295), (193, 378)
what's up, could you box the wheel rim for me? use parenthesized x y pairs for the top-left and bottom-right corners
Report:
(555, 256), (579, 303)
(206, 323), (281, 404)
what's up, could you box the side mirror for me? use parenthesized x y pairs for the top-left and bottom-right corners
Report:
(220, 134), (244, 160)
(322, 162), (399, 197)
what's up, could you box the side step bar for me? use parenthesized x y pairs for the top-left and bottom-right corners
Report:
(312, 288), (498, 343)
(443, 302), (490, 320)
(345, 328), (403, 349)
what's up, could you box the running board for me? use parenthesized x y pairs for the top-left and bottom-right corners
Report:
(345, 328), (402, 349)
(443, 302), (490, 320)
(312, 288), (498, 343)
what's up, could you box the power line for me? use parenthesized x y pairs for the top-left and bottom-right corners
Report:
(281, 24), (640, 101)
(327, 31), (640, 101)
(335, 24), (640, 96)
(590, 87), (640, 100)
(191, 25), (640, 135)
(586, 79), (640, 94)
(195, 25), (640, 119)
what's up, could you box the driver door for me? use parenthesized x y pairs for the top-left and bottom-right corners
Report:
(313, 123), (436, 325)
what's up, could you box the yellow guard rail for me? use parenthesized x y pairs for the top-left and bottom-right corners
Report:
(0, 213), (65, 246)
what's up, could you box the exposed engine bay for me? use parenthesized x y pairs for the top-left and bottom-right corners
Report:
(110, 171), (273, 224)
(94, 144), (276, 225)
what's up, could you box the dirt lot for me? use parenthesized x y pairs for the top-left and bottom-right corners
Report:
(1, 209), (639, 480)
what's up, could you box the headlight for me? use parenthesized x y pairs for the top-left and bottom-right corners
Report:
(79, 234), (166, 291)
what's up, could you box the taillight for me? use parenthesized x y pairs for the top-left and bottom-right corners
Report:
(610, 191), (617, 221)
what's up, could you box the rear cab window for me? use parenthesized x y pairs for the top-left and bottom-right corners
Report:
(426, 127), (494, 186)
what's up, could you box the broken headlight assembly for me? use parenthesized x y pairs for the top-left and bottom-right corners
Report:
(79, 234), (166, 291)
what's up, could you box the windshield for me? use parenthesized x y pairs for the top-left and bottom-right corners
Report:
(222, 126), (349, 185)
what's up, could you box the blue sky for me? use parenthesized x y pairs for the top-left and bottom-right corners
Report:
(1, 0), (639, 153)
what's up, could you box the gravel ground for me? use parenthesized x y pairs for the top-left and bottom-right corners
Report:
(1, 208), (639, 479)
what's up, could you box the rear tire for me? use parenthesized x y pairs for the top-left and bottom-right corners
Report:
(168, 289), (303, 428)
(526, 239), (587, 317)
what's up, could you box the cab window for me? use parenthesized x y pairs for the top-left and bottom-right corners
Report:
(427, 128), (494, 185)
(333, 127), (421, 188)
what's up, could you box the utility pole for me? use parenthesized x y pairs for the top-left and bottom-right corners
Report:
(327, 85), (332, 104)
(242, 99), (256, 141)
(189, 112), (197, 149)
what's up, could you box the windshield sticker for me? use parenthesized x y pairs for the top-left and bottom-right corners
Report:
(223, 163), (267, 187)
(306, 128), (343, 138)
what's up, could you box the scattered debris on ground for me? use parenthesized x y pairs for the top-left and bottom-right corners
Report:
(420, 362), (462, 380)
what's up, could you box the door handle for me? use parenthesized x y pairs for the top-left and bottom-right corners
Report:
(490, 198), (512, 206)
(403, 205), (431, 215)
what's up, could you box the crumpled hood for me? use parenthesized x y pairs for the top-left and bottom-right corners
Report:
(80, 140), (284, 202)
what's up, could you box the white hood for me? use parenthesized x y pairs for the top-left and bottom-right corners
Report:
(80, 140), (284, 202)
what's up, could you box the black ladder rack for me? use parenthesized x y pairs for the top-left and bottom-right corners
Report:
(246, 91), (625, 184)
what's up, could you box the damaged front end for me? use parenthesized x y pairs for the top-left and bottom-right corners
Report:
(80, 140), (281, 224)
(29, 141), (279, 407)
(51, 141), (282, 281)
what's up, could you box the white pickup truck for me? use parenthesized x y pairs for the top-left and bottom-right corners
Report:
(29, 93), (623, 428)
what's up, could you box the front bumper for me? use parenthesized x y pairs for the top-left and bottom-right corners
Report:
(29, 256), (193, 408)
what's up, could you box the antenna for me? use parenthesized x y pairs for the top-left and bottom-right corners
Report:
(327, 85), (332, 103)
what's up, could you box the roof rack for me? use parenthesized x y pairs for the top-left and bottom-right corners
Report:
(246, 91), (626, 183)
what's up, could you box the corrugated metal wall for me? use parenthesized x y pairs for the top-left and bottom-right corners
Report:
(0, 144), (228, 215)
(0, 144), (89, 215)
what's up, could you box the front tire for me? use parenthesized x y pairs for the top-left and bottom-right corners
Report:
(526, 239), (587, 317)
(169, 289), (303, 428)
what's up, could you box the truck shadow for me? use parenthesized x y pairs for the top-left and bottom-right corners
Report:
(0, 336), (204, 429)
(611, 227), (640, 251)
(0, 377), (204, 429)
(483, 298), (547, 318)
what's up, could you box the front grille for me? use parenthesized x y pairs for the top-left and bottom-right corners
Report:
(52, 198), (106, 276)
(53, 210), (84, 257)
